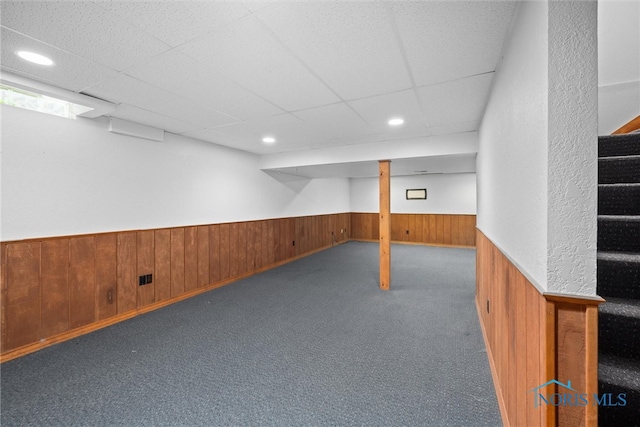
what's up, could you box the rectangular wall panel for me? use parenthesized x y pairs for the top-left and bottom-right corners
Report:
(117, 233), (137, 314)
(197, 226), (210, 288)
(219, 223), (230, 281)
(41, 238), (70, 338)
(137, 231), (155, 308)
(95, 234), (117, 321)
(238, 222), (248, 276)
(184, 227), (198, 292)
(170, 228), (185, 297)
(154, 230), (171, 302)
(69, 236), (96, 329)
(5, 242), (40, 350)
(1, 244), (8, 352)
(209, 224), (220, 284)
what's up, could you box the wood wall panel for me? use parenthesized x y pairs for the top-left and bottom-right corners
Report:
(5, 242), (40, 350)
(136, 231), (155, 308)
(154, 230), (171, 302)
(184, 227), (198, 293)
(1, 212), (357, 360)
(219, 224), (230, 281)
(170, 228), (185, 297)
(209, 225), (220, 285)
(40, 239), (70, 338)
(69, 236), (96, 329)
(197, 226), (209, 288)
(476, 230), (602, 427)
(95, 234), (117, 321)
(1, 244), (7, 352)
(350, 213), (476, 247)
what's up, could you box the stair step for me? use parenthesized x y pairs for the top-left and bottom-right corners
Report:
(599, 133), (640, 158)
(597, 252), (640, 300)
(598, 354), (640, 427)
(599, 183), (640, 215)
(599, 297), (640, 359)
(598, 216), (640, 252)
(599, 155), (640, 184)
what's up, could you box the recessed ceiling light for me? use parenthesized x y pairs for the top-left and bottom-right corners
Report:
(262, 136), (276, 144)
(388, 118), (404, 126)
(16, 51), (54, 66)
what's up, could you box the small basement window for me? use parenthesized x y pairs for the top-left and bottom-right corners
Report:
(0, 84), (93, 119)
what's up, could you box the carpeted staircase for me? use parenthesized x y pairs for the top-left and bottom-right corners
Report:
(597, 131), (640, 426)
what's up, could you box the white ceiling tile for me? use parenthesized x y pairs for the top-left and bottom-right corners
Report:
(95, 1), (252, 47)
(256, 3), (412, 100)
(110, 104), (196, 135)
(1, 1), (170, 71)
(124, 50), (283, 121)
(294, 103), (373, 139)
(0, 27), (119, 92)
(179, 16), (340, 112)
(428, 121), (478, 137)
(83, 74), (239, 128)
(348, 89), (427, 133)
(212, 113), (327, 150)
(418, 73), (494, 128)
(391, 1), (517, 86)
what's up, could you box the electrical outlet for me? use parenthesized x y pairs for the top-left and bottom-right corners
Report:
(487, 299), (490, 313)
(146, 274), (152, 284)
(139, 275), (146, 286)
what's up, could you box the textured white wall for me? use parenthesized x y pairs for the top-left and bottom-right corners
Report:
(547, 1), (598, 296)
(598, 0), (640, 134)
(477, 1), (549, 290)
(478, 1), (598, 296)
(0, 105), (350, 241)
(350, 173), (476, 214)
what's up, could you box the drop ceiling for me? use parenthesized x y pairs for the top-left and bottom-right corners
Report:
(0, 1), (517, 177)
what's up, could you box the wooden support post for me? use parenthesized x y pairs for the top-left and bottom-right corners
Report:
(379, 160), (391, 290)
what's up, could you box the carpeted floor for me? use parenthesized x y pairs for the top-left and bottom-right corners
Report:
(1, 241), (501, 426)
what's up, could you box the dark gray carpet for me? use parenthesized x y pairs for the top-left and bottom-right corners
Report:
(1, 242), (501, 426)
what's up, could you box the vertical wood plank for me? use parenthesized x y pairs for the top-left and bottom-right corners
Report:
(136, 231), (155, 308)
(40, 239), (70, 338)
(117, 233), (137, 314)
(95, 234), (117, 321)
(6, 242), (41, 350)
(219, 223), (230, 280)
(238, 222), (248, 275)
(261, 221), (270, 268)
(197, 226), (209, 287)
(69, 236), (96, 329)
(154, 230), (171, 302)
(170, 228), (185, 297)
(379, 160), (391, 290)
(254, 221), (263, 270)
(272, 219), (280, 263)
(184, 227), (198, 292)
(436, 215), (444, 244)
(209, 224), (220, 284)
(443, 215), (452, 245)
(515, 271), (527, 427)
(429, 215), (437, 245)
(526, 277), (541, 427)
(0, 244), (7, 352)
(229, 223), (239, 277)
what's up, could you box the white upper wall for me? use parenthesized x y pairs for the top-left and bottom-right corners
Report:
(477, 1), (549, 290)
(598, 0), (640, 134)
(478, 1), (598, 296)
(0, 105), (350, 241)
(350, 173), (476, 215)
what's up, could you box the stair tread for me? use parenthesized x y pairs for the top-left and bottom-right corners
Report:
(599, 354), (640, 391)
(600, 297), (640, 317)
(598, 251), (640, 263)
(598, 215), (640, 221)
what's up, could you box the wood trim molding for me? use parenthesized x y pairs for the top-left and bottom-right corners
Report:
(379, 161), (391, 290)
(612, 115), (640, 134)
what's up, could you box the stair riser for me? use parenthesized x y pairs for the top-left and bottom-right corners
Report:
(598, 382), (640, 427)
(598, 219), (640, 252)
(599, 313), (640, 359)
(599, 186), (640, 215)
(599, 157), (640, 184)
(597, 259), (640, 300)
(599, 133), (640, 157)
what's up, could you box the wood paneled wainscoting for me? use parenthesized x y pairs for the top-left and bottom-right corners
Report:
(351, 213), (476, 247)
(0, 213), (350, 362)
(476, 230), (603, 427)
